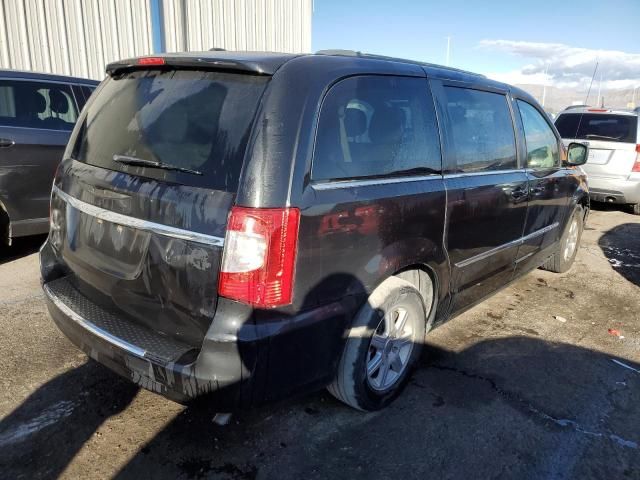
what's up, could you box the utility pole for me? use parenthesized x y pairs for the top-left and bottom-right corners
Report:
(445, 36), (451, 66)
(541, 62), (549, 108)
(596, 71), (603, 107)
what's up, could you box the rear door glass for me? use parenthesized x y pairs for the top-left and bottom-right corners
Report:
(555, 113), (638, 143)
(440, 87), (517, 173)
(312, 75), (441, 181)
(71, 70), (268, 192)
(0, 80), (78, 130)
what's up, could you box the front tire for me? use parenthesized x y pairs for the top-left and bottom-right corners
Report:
(540, 205), (584, 273)
(328, 276), (427, 411)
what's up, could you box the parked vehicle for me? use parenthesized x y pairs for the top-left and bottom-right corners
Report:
(555, 106), (640, 215)
(40, 51), (589, 411)
(0, 70), (98, 246)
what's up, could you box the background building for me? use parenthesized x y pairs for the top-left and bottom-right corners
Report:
(0, 0), (313, 80)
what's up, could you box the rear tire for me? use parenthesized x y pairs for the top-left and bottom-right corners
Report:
(0, 209), (9, 249)
(540, 205), (584, 273)
(328, 276), (427, 411)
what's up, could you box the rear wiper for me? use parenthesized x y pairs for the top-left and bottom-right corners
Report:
(584, 134), (621, 141)
(113, 155), (203, 175)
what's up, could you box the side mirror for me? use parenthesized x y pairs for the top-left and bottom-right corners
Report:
(566, 142), (588, 166)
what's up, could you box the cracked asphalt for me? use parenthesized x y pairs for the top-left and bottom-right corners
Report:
(1, 205), (639, 480)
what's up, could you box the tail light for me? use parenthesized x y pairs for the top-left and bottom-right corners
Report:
(218, 206), (300, 308)
(633, 145), (640, 173)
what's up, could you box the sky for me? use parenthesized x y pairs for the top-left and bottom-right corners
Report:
(312, 0), (640, 91)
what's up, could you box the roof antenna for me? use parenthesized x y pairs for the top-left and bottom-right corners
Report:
(574, 60), (599, 139)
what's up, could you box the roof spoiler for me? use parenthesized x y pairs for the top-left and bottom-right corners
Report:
(106, 55), (273, 76)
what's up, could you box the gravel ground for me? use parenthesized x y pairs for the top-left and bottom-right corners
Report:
(0, 206), (638, 480)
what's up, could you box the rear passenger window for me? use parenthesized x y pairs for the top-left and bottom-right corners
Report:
(441, 87), (517, 172)
(517, 100), (559, 169)
(0, 80), (78, 130)
(312, 76), (441, 181)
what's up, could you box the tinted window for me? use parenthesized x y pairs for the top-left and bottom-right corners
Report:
(81, 86), (96, 103)
(312, 76), (441, 181)
(72, 70), (268, 192)
(441, 87), (517, 172)
(518, 100), (559, 169)
(0, 80), (78, 130)
(555, 113), (638, 143)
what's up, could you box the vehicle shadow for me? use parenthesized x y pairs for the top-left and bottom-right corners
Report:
(0, 234), (47, 266)
(598, 222), (640, 287)
(111, 337), (640, 480)
(590, 200), (637, 216)
(0, 361), (138, 479)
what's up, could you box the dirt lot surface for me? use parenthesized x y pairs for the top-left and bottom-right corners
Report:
(1, 206), (638, 480)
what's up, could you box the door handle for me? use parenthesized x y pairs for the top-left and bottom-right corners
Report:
(510, 187), (528, 200)
(0, 138), (15, 148)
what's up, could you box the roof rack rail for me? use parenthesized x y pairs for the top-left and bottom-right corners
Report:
(564, 105), (590, 110)
(315, 49), (485, 78)
(316, 49), (363, 56)
(209, 47), (226, 51)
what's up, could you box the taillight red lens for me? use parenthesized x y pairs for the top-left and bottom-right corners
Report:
(633, 145), (640, 172)
(137, 57), (165, 66)
(218, 207), (300, 308)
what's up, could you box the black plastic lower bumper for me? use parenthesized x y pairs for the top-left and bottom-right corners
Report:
(44, 277), (246, 406)
(44, 275), (360, 408)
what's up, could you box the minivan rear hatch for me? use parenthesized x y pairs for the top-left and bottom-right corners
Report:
(49, 66), (269, 349)
(555, 112), (638, 178)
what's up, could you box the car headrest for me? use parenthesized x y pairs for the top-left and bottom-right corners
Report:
(344, 107), (367, 137)
(369, 106), (404, 145)
(49, 89), (70, 115)
(18, 89), (47, 116)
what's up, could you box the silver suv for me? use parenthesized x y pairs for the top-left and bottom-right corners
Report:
(555, 107), (640, 215)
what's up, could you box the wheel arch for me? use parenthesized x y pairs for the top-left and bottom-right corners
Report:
(0, 197), (10, 246)
(393, 263), (439, 332)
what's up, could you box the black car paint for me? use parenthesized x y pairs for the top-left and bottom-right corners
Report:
(0, 70), (98, 243)
(40, 51), (589, 407)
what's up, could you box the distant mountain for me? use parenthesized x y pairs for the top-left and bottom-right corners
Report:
(514, 84), (638, 115)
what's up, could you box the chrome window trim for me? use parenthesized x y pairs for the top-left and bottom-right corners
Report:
(311, 175), (443, 190)
(456, 222), (559, 268)
(52, 186), (225, 247)
(0, 76), (97, 87)
(443, 169), (522, 179)
(43, 282), (147, 359)
(0, 124), (74, 133)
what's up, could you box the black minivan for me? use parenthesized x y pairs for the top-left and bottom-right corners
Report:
(40, 51), (589, 411)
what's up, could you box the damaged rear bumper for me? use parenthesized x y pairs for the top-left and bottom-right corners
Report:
(43, 277), (247, 406)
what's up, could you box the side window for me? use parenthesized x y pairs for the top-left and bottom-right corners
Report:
(72, 85), (87, 111)
(0, 80), (78, 130)
(517, 100), (559, 169)
(81, 86), (96, 101)
(312, 75), (441, 181)
(441, 87), (517, 172)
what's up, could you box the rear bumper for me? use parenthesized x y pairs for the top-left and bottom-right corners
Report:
(44, 276), (252, 406)
(43, 275), (356, 407)
(588, 176), (640, 204)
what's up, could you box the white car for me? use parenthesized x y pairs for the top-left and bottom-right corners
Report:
(555, 107), (640, 215)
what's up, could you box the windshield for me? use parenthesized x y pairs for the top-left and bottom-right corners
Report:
(72, 69), (268, 191)
(555, 113), (638, 144)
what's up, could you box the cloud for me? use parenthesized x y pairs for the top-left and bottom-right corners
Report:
(478, 40), (640, 90)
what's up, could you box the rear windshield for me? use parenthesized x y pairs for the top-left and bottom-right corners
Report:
(72, 69), (268, 191)
(555, 113), (638, 144)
